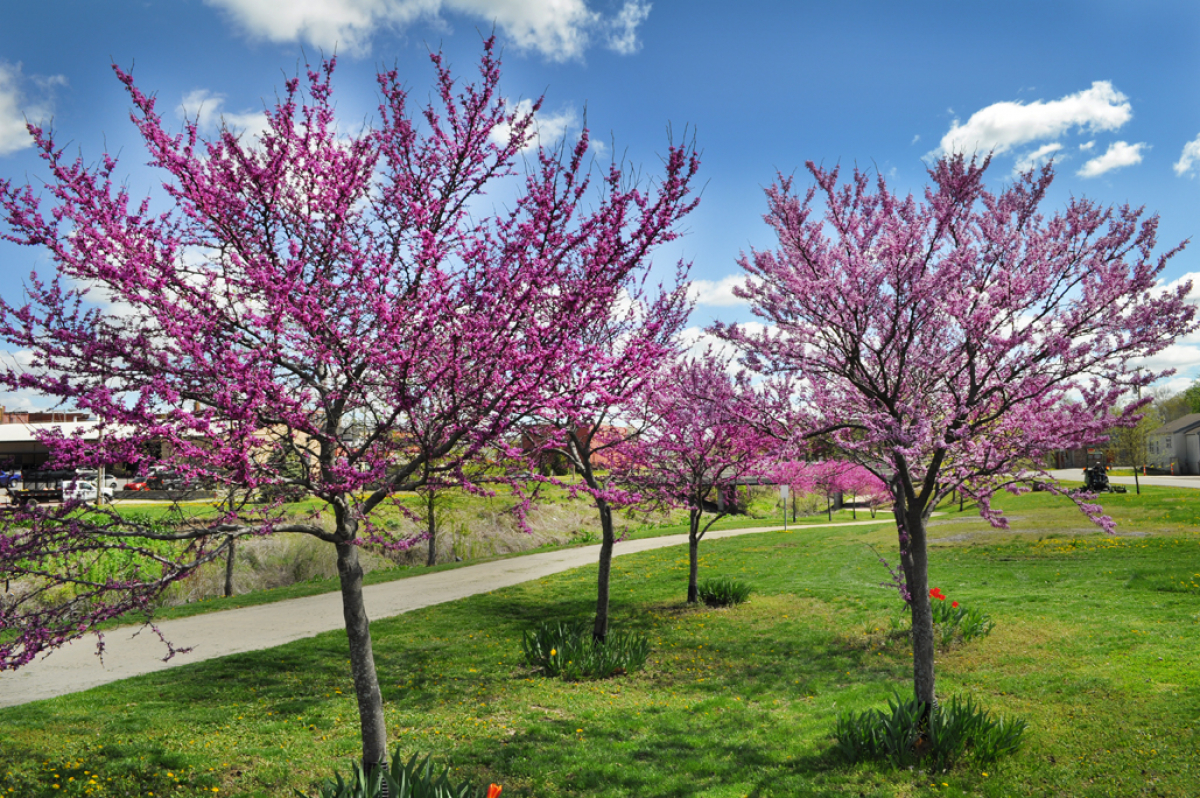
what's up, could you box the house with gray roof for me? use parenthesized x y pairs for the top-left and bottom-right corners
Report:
(1148, 413), (1200, 474)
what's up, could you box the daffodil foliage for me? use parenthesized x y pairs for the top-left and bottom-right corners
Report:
(719, 155), (1194, 707)
(0, 39), (699, 767)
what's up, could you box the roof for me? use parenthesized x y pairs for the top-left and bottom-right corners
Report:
(1151, 413), (1200, 436)
(0, 421), (127, 444)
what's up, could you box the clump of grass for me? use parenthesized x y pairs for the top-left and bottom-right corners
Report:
(929, 591), (994, 646)
(521, 619), (651, 680)
(301, 751), (497, 798)
(834, 693), (1026, 771)
(697, 576), (752, 607)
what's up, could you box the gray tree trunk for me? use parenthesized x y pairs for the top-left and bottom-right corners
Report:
(687, 508), (702, 604)
(223, 536), (236, 597)
(426, 489), (437, 567)
(901, 507), (936, 709)
(335, 540), (389, 772)
(592, 497), (615, 642)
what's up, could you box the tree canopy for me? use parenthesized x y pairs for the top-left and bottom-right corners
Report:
(720, 154), (1194, 707)
(0, 41), (700, 770)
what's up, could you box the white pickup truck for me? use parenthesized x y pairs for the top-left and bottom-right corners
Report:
(62, 480), (115, 503)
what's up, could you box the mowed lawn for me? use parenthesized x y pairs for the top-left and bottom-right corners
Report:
(2, 487), (1199, 798)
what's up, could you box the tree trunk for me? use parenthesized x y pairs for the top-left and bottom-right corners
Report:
(1133, 468), (1141, 495)
(426, 490), (437, 567)
(902, 509), (936, 709)
(223, 536), (236, 598)
(336, 540), (389, 772)
(687, 508), (702, 604)
(593, 497), (615, 642)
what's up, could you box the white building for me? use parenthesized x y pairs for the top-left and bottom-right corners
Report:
(1148, 413), (1200, 475)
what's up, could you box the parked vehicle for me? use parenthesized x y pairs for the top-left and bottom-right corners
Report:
(74, 469), (119, 492)
(7, 471), (112, 505)
(147, 473), (191, 491)
(63, 480), (114, 503)
(0, 471), (21, 488)
(8, 469), (75, 506)
(124, 479), (150, 491)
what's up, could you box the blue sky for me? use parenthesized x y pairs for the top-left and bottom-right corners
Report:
(2, 0), (1199, 407)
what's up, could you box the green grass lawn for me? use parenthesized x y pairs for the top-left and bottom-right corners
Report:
(3, 487), (1199, 797)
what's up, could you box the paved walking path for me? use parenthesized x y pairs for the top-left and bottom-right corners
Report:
(0, 519), (889, 708)
(1046, 468), (1200, 489)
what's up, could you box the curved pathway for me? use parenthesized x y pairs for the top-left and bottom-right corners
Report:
(0, 520), (889, 708)
(1047, 468), (1200, 490)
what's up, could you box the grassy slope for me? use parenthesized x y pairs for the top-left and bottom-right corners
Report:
(2, 487), (1199, 797)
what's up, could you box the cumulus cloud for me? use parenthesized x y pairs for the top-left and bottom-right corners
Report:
(1130, 271), (1200, 378)
(933, 81), (1132, 158)
(1155, 271), (1200, 309)
(1174, 133), (1200, 177)
(1077, 141), (1146, 178)
(679, 322), (767, 363)
(606, 1), (651, 55)
(0, 62), (65, 157)
(488, 99), (577, 151)
(178, 89), (270, 141)
(1013, 142), (1063, 174)
(687, 275), (751, 307)
(204, 0), (650, 60)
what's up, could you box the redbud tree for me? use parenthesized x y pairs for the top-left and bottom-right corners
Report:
(527, 277), (694, 641)
(619, 354), (775, 603)
(719, 155), (1194, 708)
(0, 41), (699, 770)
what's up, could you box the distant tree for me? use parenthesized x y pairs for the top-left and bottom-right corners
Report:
(0, 41), (699, 775)
(531, 276), (695, 641)
(1153, 388), (1192, 423)
(1182, 381), (1200, 415)
(806, 460), (855, 521)
(840, 464), (886, 520)
(1106, 403), (1161, 494)
(770, 460), (817, 521)
(620, 354), (775, 603)
(719, 155), (1194, 711)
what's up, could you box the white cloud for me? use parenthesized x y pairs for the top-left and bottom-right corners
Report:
(204, 0), (649, 61)
(688, 275), (750, 307)
(1079, 140), (1095, 151)
(1133, 273), (1200, 377)
(1133, 341), (1200, 376)
(1155, 271), (1200, 311)
(1013, 142), (1063, 174)
(178, 89), (270, 142)
(488, 99), (577, 151)
(1173, 133), (1200, 177)
(911, 134), (920, 145)
(1077, 140), (1146, 178)
(1151, 375), (1196, 396)
(606, 1), (651, 55)
(679, 322), (767, 363)
(933, 81), (1132, 158)
(0, 62), (65, 157)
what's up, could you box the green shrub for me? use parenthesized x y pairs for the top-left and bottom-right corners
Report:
(300, 751), (496, 798)
(930, 595), (994, 646)
(696, 576), (752, 607)
(834, 693), (1026, 771)
(521, 619), (650, 680)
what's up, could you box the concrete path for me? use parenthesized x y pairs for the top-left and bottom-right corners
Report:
(0, 519), (889, 708)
